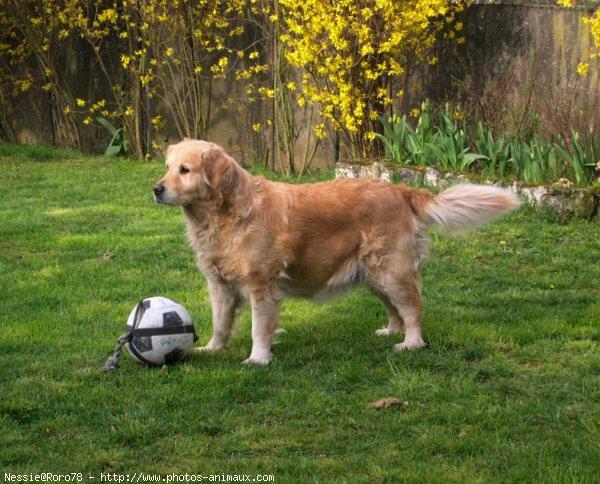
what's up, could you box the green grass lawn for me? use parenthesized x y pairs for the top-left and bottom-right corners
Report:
(1, 143), (599, 482)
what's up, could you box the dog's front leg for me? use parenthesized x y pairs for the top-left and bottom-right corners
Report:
(243, 290), (279, 365)
(196, 278), (240, 352)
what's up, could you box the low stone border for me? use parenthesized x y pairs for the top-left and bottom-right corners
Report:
(335, 161), (599, 222)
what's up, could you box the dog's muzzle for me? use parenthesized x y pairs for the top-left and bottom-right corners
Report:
(153, 182), (166, 203)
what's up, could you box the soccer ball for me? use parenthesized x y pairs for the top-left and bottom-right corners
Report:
(125, 297), (198, 366)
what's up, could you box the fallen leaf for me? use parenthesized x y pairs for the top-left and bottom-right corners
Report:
(101, 252), (114, 261)
(367, 397), (409, 410)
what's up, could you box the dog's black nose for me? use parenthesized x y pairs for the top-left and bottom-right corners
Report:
(153, 182), (165, 196)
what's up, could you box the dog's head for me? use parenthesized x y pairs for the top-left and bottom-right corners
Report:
(154, 139), (237, 206)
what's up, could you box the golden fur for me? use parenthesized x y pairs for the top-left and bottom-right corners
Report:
(154, 139), (521, 364)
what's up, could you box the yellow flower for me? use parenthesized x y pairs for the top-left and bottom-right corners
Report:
(124, 106), (134, 117)
(76, 98), (86, 107)
(140, 74), (153, 87)
(63, 106), (72, 115)
(410, 108), (421, 118)
(252, 123), (261, 133)
(165, 47), (174, 57)
(98, 8), (118, 24)
(557, 0), (574, 7)
(121, 55), (131, 69)
(314, 123), (326, 139)
(83, 117), (92, 125)
(576, 62), (589, 76)
(258, 87), (275, 99)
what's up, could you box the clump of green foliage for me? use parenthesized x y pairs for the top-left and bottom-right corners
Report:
(376, 102), (598, 186)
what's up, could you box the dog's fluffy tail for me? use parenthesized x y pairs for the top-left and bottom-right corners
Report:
(411, 184), (521, 233)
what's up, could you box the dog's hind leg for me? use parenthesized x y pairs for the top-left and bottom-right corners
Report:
(371, 289), (405, 336)
(389, 277), (426, 351)
(196, 278), (240, 351)
(369, 270), (426, 351)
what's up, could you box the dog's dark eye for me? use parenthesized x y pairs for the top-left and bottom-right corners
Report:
(179, 166), (190, 175)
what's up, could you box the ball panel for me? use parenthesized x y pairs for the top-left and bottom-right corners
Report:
(126, 338), (159, 366)
(164, 348), (185, 365)
(162, 311), (184, 327)
(132, 335), (153, 352)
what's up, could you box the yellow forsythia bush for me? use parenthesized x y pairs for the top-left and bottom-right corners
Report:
(278, 0), (470, 156)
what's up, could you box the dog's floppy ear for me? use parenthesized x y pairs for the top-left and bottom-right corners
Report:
(202, 146), (237, 190)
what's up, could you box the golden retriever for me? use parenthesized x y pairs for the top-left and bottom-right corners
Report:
(154, 139), (520, 364)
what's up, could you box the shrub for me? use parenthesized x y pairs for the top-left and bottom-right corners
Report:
(278, 0), (469, 158)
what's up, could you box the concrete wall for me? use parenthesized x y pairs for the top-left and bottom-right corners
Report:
(418, 4), (599, 136)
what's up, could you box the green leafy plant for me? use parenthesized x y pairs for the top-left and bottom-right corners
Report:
(555, 130), (596, 186)
(506, 136), (558, 185)
(427, 134), (487, 172)
(375, 113), (410, 164)
(96, 117), (132, 157)
(376, 104), (437, 167)
(474, 122), (511, 179)
(404, 103), (437, 166)
(509, 139), (541, 184)
(534, 137), (560, 184)
(426, 105), (487, 172)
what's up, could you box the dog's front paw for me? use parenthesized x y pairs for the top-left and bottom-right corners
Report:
(242, 356), (271, 365)
(394, 339), (426, 352)
(194, 340), (226, 352)
(375, 328), (401, 336)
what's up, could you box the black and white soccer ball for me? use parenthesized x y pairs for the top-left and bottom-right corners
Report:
(125, 297), (198, 366)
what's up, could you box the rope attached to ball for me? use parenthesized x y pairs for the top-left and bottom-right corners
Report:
(101, 332), (131, 373)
